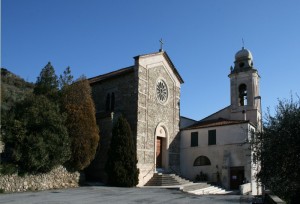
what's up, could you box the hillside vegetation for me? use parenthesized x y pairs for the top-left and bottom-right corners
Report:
(1, 65), (99, 175)
(1, 68), (34, 111)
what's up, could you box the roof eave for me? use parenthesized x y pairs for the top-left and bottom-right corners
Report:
(134, 51), (184, 84)
(182, 119), (250, 130)
(88, 66), (134, 85)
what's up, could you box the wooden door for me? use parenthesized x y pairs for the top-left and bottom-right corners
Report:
(156, 137), (162, 168)
(230, 166), (244, 190)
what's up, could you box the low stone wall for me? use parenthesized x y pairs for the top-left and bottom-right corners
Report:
(0, 166), (80, 193)
(239, 183), (251, 195)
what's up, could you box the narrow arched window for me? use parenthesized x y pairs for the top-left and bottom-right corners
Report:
(106, 93), (110, 111)
(239, 84), (247, 106)
(111, 92), (115, 111)
(193, 156), (211, 166)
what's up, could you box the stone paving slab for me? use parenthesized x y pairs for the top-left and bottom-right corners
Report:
(0, 186), (254, 204)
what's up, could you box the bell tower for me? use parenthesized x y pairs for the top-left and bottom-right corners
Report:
(228, 47), (261, 129)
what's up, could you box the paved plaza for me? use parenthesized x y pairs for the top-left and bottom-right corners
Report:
(0, 186), (255, 204)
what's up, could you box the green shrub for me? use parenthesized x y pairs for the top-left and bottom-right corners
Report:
(195, 171), (208, 182)
(3, 94), (70, 173)
(105, 116), (139, 187)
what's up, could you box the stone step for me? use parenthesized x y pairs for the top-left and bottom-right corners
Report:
(191, 186), (216, 194)
(145, 173), (230, 195)
(186, 184), (229, 195)
(145, 173), (192, 186)
(182, 183), (211, 192)
(205, 187), (226, 194)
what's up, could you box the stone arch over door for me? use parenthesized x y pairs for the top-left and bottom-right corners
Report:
(155, 123), (169, 171)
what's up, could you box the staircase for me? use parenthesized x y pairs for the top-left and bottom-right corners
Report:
(144, 173), (231, 195)
(144, 173), (190, 186)
(183, 184), (227, 195)
(182, 183), (229, 195)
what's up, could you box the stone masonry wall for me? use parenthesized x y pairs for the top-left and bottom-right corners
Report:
(90, 71), (137, 135)
(88, 71), (137, 182)
(0, 166), (80, 193)
(136, 60), (181, 185)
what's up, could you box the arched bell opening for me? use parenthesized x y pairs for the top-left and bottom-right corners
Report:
(239, 84), (247, 106)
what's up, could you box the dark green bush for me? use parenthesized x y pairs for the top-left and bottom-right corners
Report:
(0, 163), (18, 175)
(195, 171), (208, 182)
(105, 116), (139, 187)
(3, 94), (71, 173)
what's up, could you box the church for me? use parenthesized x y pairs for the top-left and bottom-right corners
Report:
(87, 46), (262, 194)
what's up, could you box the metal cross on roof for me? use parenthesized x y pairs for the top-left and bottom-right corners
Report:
(242, 38), (245, 49)
(159, 38), (164, 52)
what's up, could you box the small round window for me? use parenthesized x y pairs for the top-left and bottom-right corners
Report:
(156, 79), (168, 104)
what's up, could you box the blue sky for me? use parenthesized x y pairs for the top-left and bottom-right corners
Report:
(2, 0), (300, 120)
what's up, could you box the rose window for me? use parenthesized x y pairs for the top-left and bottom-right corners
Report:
(156, 80), (168, 103)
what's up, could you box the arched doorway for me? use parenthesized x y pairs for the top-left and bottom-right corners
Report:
(155, 124), (169, 171)
(156, 137), (163, 168)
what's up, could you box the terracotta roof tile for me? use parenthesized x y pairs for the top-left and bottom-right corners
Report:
(183, 118), (249, 130)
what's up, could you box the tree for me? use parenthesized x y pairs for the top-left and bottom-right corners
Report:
(62, 77), (99, 171)
(1, 68), (34, 112)
(59, 66), (73, 89)
(34, 62), (59, 100)
(2, 94), (71, 173)
(105, 115), (139, 187)
(254, 96), (300, 204)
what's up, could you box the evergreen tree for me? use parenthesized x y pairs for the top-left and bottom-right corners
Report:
(2, 94), (71, 173)
(34, 62), (59, 100)
(253, 96), (300, 204)
(62, 77), (99, 171)
(105, 115), (139, 187)
(59, 66), (73, 89)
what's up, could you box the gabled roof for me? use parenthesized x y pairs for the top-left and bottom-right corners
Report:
(88, 51), (183, 85)
(182, 117), (250, 130)
(88, 66), (134, 85)
(180, 115), (197, 121)
(134, 51), (184, 84)
(200, 106), (230, 121)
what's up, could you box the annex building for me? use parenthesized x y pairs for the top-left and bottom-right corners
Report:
(87, 47), (262, 195)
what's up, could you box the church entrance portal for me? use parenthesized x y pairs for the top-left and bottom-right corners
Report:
(156, 137), (163, 168)
(230, 166), (244, 190)
(155, 124), (168, 171)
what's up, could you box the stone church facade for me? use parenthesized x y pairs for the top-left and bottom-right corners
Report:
(87, 51), (183, 186)
(87, 47), (262, 194)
